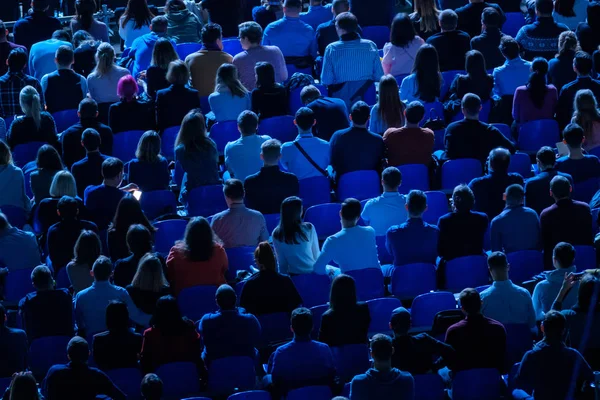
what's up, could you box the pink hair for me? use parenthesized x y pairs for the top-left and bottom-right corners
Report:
(117, 75), (138, 101)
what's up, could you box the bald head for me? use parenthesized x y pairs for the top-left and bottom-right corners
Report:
(216, 284), (236, 310)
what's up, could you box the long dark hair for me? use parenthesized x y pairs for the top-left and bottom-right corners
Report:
(329, 274), (358, 311)
(255, 62), (277, 89)
(8, 373), (41, 400)
(273, 196), (308, 244)
(178, 217), (217, 262)
(215, 63), (248, 98)
(73, 230), (102, 266)
(412, 44), (442, 102)
(465, 50), (488, 81)
(390, 13), (417, 47)
(174, 110), (216, 153)
(36, 145), (64, 171)
(527, 57), (549, 109)
(555, 0), (576, 17)
(75, 0), (97, 31)
(378, 75), (405, 128)
(111, 195), (156, 234)
(152, 295), (193, 335)
(121, 0), (154, 29)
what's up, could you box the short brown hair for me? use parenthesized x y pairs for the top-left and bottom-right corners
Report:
(261, 139), (282, 163)
(166, 60), (190, 85)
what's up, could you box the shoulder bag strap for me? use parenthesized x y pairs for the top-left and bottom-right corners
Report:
(293, 140), (328, 178)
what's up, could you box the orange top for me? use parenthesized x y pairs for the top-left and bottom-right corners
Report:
(166, 243), (228, 295)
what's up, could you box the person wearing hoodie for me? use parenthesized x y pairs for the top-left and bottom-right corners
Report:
(532, 242), (579, 321)
(349, 334), (414, 400)
(0, 140), (31, 215)
(165, 0), (203, 44)
(130, 16), (176, 78)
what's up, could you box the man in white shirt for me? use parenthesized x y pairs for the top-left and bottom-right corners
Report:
(281, 107), (330, 180)
(361, 167), (407, 236)
(480, 252), (537, 331)
(313, 198), (380, 273)
(225, 110), (271, 182)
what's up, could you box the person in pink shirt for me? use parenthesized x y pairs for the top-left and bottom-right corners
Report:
(382, 13), (424, 76)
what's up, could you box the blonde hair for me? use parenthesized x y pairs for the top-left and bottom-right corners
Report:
(131, 253), (169, 292)
(411, 0), (440, 34)
(557, 31), (579, 57)
(19, 86), (42, 130)
(135, 131), (161, 162)
(94, 43), (116, 77)
(49, 170), (78, 198)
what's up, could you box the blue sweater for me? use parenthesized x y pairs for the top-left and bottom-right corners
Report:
(350, 368), (414, 400)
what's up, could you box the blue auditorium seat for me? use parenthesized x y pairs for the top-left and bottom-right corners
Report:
(106, 368), (143, 400)
(177, 285), (218, 322)
(304, 203), (341, 240)
(291, 273), (331, 308)
(518, 119), (560, 152)
(112, 130), (145, 162)
(331, 344), (370, 382)
(414, 373), (445, 400)
(445, 255), (489, 293)
(4, 267), (35, 303)
(286, 386), (333, 400)
(310, 304), (329, 339)
(391, 263), (437, 301)
(423, 191), (449, 225)
(160, 125), (180, 160)
(52, 109), (79, 132)
(210, 120), (243, 155)
(503, 12), (526, 37)
(176, 43), (202, 60)
(156, 362), (201, 400)
(187, 184), (227, 217)
(257, 312), (293, 346)
(207, 356), (256, 395)
(361, 25), (390, 49)
(140, 190), (177, 220)
(492, 123), (514, 142)
(410, 291), (456, 330)
(451, 368), (501, 400)
(574, 245), (596, 272)
(337, 170), (380, 201)
(11, 141), (46, 167)
(227, 391), (272, 400)
(397, 164), (430, 194)
(263, 213), (280, 234)
(506, 250), (544, 284)
(508, 152), (533, 178)
(258, 115), (297, 143)
(345, 268), (385, 301)
(366, 297), (402, 335)
(153, 219), (188, 255)
(29, 335), (71, 379)
(572, 178), (600, 204)
(222, 38), (243, 56)
(299, 176), (331, 208)
(225, 246), (255, 281)
(504, 324), (534, 369)
(441, 158), (483, 192)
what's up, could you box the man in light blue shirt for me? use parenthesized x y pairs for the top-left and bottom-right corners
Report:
(480, 252), (537, 330)
(362, 167), (407, 236)
(263, 0), (318, 60)
(225, 111), (271, 182)
(0, 212), (41, 272)
(281, 107), (330, 180)
(28, 30), (72, 82)
(300, 0), (333, 30)
(490, 184), (540, 254)
(130, 16), (175, 78)
(313, 198), (381, 273)
(492, 36), (531, 97)
(74, 256), (151, 338)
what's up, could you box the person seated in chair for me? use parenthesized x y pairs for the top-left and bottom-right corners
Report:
(0, 212), (41, 274)
(425, 10), (470, 72)
(555, 122), (600, 184)
(361, 167), (407, 236)
(70, 128), (109, 198)
(0, 304), (28, 379)
(301, 84), (349, 142)
(40, 45), (87, 114)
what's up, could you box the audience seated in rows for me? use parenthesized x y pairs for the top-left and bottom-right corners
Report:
(13, 0), (62, 51)
(315, 0), (352, 57)
(362, 167), (407, 236)
(470, 8), (505, 70)
(445, 50), (493, 118)
(455, 0), (504, 39)
(29, 144), (63, 205)
(573, 89), (600, 152)
(124, 253), (170, 315)
(108, 195), (156, 262)
(71, 128), (109, 198)
(109, 75), (155, 134)
(37, 171), (87, 235)
(492, 36), (531, 99)
(71, 0), (110, 44)
(400, 45), (442, 103)
(87, 43), (131, 107)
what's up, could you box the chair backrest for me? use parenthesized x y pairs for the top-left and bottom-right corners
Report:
(258, 115), (297, 143)
(441, 158), (483, 191)
(433, 129), (445, 151)
(441, 70), (465, 98)
(375, 235), (393, 265)
(572, 178), (600, 204)
(414, 373), (445, 400)
(55, 266), (70, 289)
(491, 123), (514, 142)
(207, 356), (256, 395)
(225, 246), (255, 281)
(200, 96), (211, 115)
(506, 250), (544, 284)
(176, 43), (202, 60)
(0, 205), (28, 229)
(337, 170), (381, 201)
(263, 213), (280, 234)
(52, 109), (79, 132)
(310, 304), (329, 338)
(423, 191), (449, 225)
(227, 390), (272, 400)
(11, 141), (46, 167)
(504, 324), (534, 369)
(391, 263), (437, 301)
(289, 84), (327, 114)
(574, 245), (597, 272)
(177, 285), (219, 322)
(304, 203), (342, 241)
(503, 12), (526, 37)
(29, 335), (71, 380)
(291, 273), (331, 308)
(361, 25), (390, 49)
(160, 125), (180, 161)
(257, 312), (293, 346)
(397, 164), (430, 194)
(156, 362), (201, 400)
(410, 291), (456, 329)
(4, 267), (35, 303)
(140, 190), (177, 220)
(105, 368), (143, 400)
(445, 255), (490, 293)
(518, 119), (560, 151)
(507, 152), (532, 178)
(187, 184), (227, 217)
(366, 297), (402, 335)
(345, 268), (385, 301)
(451, 368), (501, 400)
(209, 121), (241, 155)
(222, 38), (243, 56)
(299, 176), (331, 208)
(112, 130), (145, 163)
(153, 219), (188, 255)
(331, 344), (371, 382)
(286, 385), (333, 400)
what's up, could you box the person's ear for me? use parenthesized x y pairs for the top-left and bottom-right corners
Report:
(260, 153), (265, 161)
(312, 120), (317, 127)
(541, 322), (545, 335)
(57, 209), (61, 217)
(404, 203), (408, 211)
(349, 115), (353, 122)
(569, 186), (573, 193)
(506, 263), (510, 272)
(90, 270), (94, 278)
(502, 193), (507, 201)
(293, 119), (298, 127)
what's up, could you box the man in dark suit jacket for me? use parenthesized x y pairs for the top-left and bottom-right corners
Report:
(470, 8), (506, 69)
(525, 147), (573, 215)
(62, 98), (113, 169)
(301, 84), (350, 141)
(426, 10), (471, 72)
(12, 0), (62, 50)
(556, 51), (600, 129)
(540, 175), (593, 268)
(469, 148), (524, 220)
(443, 93), (515, 163)
(244, 139), (300, 215)
(71, 128), (109, 198)
(456, 0), (505, 39)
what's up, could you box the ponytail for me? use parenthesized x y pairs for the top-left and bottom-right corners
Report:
(527, 58), (549, 109)
(19, 86), (42, 129)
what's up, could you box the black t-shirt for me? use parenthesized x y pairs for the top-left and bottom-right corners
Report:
(202, 0), (245, 38)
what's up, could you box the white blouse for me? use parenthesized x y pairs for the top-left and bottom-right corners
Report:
(272, 224), (322, 275)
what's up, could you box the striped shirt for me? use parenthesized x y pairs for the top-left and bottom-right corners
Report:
(320, 38), (384, 86)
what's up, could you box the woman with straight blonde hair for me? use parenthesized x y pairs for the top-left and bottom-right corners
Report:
(127, 252), (170, 314)
(36, 171), (87, 234)
(370, 75), (406, 135)
(207, 63), (251, 124)
(573, 89), (600, 151)
(410, 0), (440, 40)
(0, 140), (30, 213)
(7, 86), (59, 150)
(125, 131), (170, 192)
(49, 170), (78, 198)
(87, 43), (132, 105)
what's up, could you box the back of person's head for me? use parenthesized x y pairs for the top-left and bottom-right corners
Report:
(117, 75), (139, 101)
(382, 167), (402, 191)
(542, 310), (567, 340)
(459, 288), (481, 315)
(550, 175), (572, 200)
(535, 0), (554, 15)
(73, 230), (101, 266)
(135, 131), (162, 163)
(290, 307), (313, 337)
(141, 374), (163, 400)
(405, 101), (425, 124)
(52, 29), (71, 42)
(94, 42), (116, 77)
(261, 139), (282, 165)
(574, 51), (593, 76)
(151, 38), (179, 70)
(563, 122), (585, 148)
(81, 127), (101, 151)
(300, 85), (322, 105)
(406, 190), (428, 218)
(439, 9), (458, 31)
(505, 184), (524, 207)
(50, 171), (77, 198)
(576, 273), (600, 312)
(335, 12), (359, 33)
(150, 15), (169, 33)
(528, 57), (549, 109)
(238, 21), (263, 44)
(166, 60), (190, 85)
(452, 184), (475, 212)
(223, 178), (244, 201)
(461, 93), (482, 118)
(237, 110), (259, 136)
(75, 0), (97, 30)
(31, 265), (54, 291)
(55, 45), (74, 68)
(201, 23), (222, 46)
(20, 86), (42, 129)
(332, 0), (350, 14)
(112, 195), (153, 234)
(36, 144), (64, 171)
(105, 300), (129, 332)
(377, 75), (404, 128)
(499, 36), (520, 61)
(8, 372), (39, 400)
(329, 274), (358, 310)
(72, 30), (95, 48)
(370, 334), (394, 363)
(182, 217), (216, 262)
(215, 63), (247, 98)
(67, 336), (89, 363)
(126, 224), (153, 256)
(254, 241), (277, 272)
(487, 251), (509, 281)
(481, 7), (501, 28)
(553, 242), (576, 269)
(295, 107), (316, 132)
(215, 284), (237, 310)
(92, 255), (113, 281)
(57, 195), (79, 220)
(555, 0), (576, 17)
(79, 97), (99, 120)
(350, 101), (371, 126)
(488, 147), (511, 173)
(390, 307), (411, 335)
(340, 197), (361, 222)
(32, 0), (50, 11)
(255, 62), (276, 88)
(557, 31), (578, 57)
(573, 89), (600, 134)
(390, 13), (416, 47)
(175, 109), (210, 151)
(153, 295), (188, 333)
(283, 0), (303, 13)
(465, 50), (487, 78)
(101, 157), (124, 181)
(132, 253), (168, 292)
(274, 196), (308, 244)
(0, 141), (11, 167)
(7, 48), (27, 72)
(588, 2), (600, 28)
(412, 46), (442, 103)
(536, 146), (556, 169)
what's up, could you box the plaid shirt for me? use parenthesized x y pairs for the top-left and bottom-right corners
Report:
(0, 71), (43, 119)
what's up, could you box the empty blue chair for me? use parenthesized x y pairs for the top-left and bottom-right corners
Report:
(391, 263), (437, 301)
(106, 368), (143, 400)
(573, 178), (600, 203)
(209, 120), (241, 154)
(397, 164), (430, 194)
(441, 159), (482, 191)
(208, 356), (256, 395)
(337, 170), (380, 201)
(508, 152), (532, 178)
(156, 362), (201, 400)
(346, 268), (385, 301)
(331, 344), (371, 382)
(574, 245), (596, 272)
(153, 219), (188, 254)
(286, 64), (312, 78)
(518, 119), (560, 151)
(55, 266), (70, 289)
(264, 213), (280, 234)
(367, 297), (402, 335)
(161, 125), (180, 160)
(375, 235), (393, 264)
(503, 12), (526, 37)
(0, 205), (27, 229)
(289, 84), (327, 114)
(4, 267), (34, 303)
(52, 109), (79, 132)
(222, 38), (243, 56)
(441, 70), (464, 98)
(310, 304), (329, 338)
(187, 184), (227, 217)
(291, 273), (331, 308)
(140, 190), (177, 220)
(492, 123), (514, 142)
(225, 246), (255, 281)
(423, 191), (448, 225)
(452, 368), (501, 400)
(112, 130), (145, 162)
(505, 324), (533, 368)
(414, 374), (445, 400)
(11, 141), (46, 167)
(227, 391), (272, 400)
(363, 84), (377, 106)
(177, 285), (218, 322)
(29, 335), (71, 379)
(299, 176), (331, 208)
(361, 25), (390, 48)
(176, 43), (202, 60)
(258, 115), (297, 143)
(410, 291), (456, 330)
(304, 203), (341, 240)
(257, 312), (293, 346)
(445, 255), (489, 293)
(506, 250), (544, 284)
(286, 386), (333, 400)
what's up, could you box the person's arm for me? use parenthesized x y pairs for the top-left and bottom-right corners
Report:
(262, 26), (272, 46)
(320, 46), (335, 86)
(514, 352), (535, 395)
(119, 288), (151, 328)
(490, 218), (502, 252)
(371, 45), (384, 81)
(349, 378), (368, 400)
(313, 236), (334, 275)
(425, 334), (456, 367)
(361, 201), (371, 227)
(492, 69), (502, 98)
(273, 240), (290, 275)
(512, 89), (520, 122)
(491, 125), (515, 152)
(524, 291), (538, 331)
(40, 74), (48, 96)
(275, 48), (288, 82)
(308, 224), (321, 262)
(531, 285), (545, 321)
(258, 214), (269, 242)
(551, 272), (578, 311)
(381, 44), (392, 75)
(80, 75), (88, 97)
(99, 370), (127, 400)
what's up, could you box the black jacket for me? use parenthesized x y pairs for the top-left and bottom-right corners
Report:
(426, 30), (471, 72)
(524, 169), (574, 215)
(444, 119), (515, 163)
(318, 302), (371, 347)
(109, 99), (155, 134)
(92, 330), (143, 371)
(155, 84), (201, 131)
(239, 270), (302, 316)
(244, 166), (299, 215)
(455, 2), (505, 39)
(61, 120), (113, 169)
(437, 210), (489, 261)
(470, 29), (506, 70)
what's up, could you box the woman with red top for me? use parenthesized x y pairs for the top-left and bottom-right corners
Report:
(140, 295), (204, 374)
(166, 217), (228, 295)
